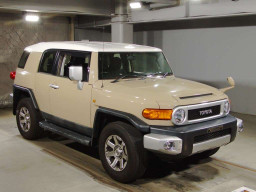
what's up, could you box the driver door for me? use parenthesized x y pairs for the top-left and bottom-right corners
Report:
(49, 50), (92, 136)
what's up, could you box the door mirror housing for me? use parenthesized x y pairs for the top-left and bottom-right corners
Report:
(69, 66), (83, 81)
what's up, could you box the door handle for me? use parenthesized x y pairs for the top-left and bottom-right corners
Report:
(49, 84), (59, 89)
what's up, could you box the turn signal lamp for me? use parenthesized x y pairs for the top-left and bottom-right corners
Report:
(142, 109), (173, 120)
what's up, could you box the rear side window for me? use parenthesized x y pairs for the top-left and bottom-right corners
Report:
(18, 51), (30, 69)
(39, 50), (57, 74)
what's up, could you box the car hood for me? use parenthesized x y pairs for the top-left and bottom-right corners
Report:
(102, 76), (227, 109)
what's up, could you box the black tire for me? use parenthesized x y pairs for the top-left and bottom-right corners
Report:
(194, 147), (220, 159)
(99, 121), (147, 183)
(16, 97), (44, 140)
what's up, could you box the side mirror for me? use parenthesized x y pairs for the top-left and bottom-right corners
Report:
(69, 66), (83, 81)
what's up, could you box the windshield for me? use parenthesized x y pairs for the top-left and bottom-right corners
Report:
(98, 52), (172, 80)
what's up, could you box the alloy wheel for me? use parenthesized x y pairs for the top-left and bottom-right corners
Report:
(105, 135), (128, 171)
(19, 107), (31, 132)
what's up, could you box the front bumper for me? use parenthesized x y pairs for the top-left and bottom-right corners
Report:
(144, 115), (243, 157)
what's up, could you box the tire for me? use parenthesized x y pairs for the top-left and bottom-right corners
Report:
(16, 97), (44, 140)
(99, 121), (147, 183)
(194, 147), (220, 159)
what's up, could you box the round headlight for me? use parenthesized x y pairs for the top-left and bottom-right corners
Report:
(173, 109), (186, 124)
(224, 100), (230, 114)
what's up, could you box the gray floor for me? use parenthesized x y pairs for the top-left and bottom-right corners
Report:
(214, 112), (256, 170)
(0, 109), (118, 192)
(0, 108), (255, 192)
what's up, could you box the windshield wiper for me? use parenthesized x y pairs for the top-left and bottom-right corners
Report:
(163, 72), (172, 78)
(148, 72), (172, 78)
(111, 74), (139, 83)
(111, 72), (171, 83)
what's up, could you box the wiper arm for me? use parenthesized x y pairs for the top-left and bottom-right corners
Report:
(111, 72), (171, 83)
(111, 74), (139, 83)
(148, 72), (172, 78)
(163, 72), (172, 78)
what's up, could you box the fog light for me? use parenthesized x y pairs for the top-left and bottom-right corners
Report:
(144, 134), (183, 155)
(164, 141), (175, 150)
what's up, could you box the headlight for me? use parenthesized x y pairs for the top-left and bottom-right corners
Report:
(173, 109), (186, 124)
(224, 100), (230, 114)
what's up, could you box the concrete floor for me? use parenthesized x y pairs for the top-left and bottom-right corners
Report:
(0, 109), (118, 192)
(0, 108), (255, 192)
(214, 112), (256, 169)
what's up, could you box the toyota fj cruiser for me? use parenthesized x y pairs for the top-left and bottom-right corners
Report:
(11, 41), (243, 183)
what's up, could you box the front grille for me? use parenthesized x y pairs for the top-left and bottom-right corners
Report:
(188, 105), (221, 121)
(194, 128), (231, 143)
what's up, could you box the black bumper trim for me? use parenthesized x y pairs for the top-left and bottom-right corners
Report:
(150, 115), (237, 157)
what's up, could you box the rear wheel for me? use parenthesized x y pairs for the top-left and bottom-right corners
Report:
(99, 121), (147, 183)
(16, 98), (44, 140)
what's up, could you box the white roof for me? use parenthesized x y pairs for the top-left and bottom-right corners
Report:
(24, 41), (162, 53)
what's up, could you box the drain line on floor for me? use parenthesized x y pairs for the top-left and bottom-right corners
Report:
(212, 157), (256, 173)
(42, 148), (143, 192)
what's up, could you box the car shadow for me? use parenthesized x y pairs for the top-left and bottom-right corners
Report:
(27, 134), (220, 191)
(62, 138), (216, 182)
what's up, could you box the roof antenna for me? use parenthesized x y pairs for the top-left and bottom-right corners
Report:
(101, 26), (105, 88)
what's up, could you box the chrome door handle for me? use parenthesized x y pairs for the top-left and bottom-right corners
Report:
(49, 84), (59, 89)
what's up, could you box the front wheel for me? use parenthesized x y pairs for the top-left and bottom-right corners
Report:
(99, 122), (147, 183)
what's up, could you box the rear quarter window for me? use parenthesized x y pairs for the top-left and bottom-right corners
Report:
(38, 50), (57, 74)
(18, 51), (30, 69)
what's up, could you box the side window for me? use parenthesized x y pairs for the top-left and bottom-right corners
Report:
(39, 51), (57, 74)
(56, 51), (91, 82)
(18, 51), (30, 69)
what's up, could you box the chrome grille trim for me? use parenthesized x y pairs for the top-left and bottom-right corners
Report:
(172, 99), (228, 126)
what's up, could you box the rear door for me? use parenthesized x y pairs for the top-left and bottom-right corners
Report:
(48, 50), (92, 136)
(34, 50), (58, 114)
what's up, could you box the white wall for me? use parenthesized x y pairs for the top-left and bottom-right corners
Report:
(134, 26), (256, 115)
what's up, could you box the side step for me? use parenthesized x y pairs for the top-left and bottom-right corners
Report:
(39, 121), (91, 146)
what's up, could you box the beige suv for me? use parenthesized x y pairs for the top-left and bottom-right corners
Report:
(11, 41), (243, 183)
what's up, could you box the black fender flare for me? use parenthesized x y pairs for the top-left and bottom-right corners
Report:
(92, 107), (150, 141)
(13, 84), (39, 115)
